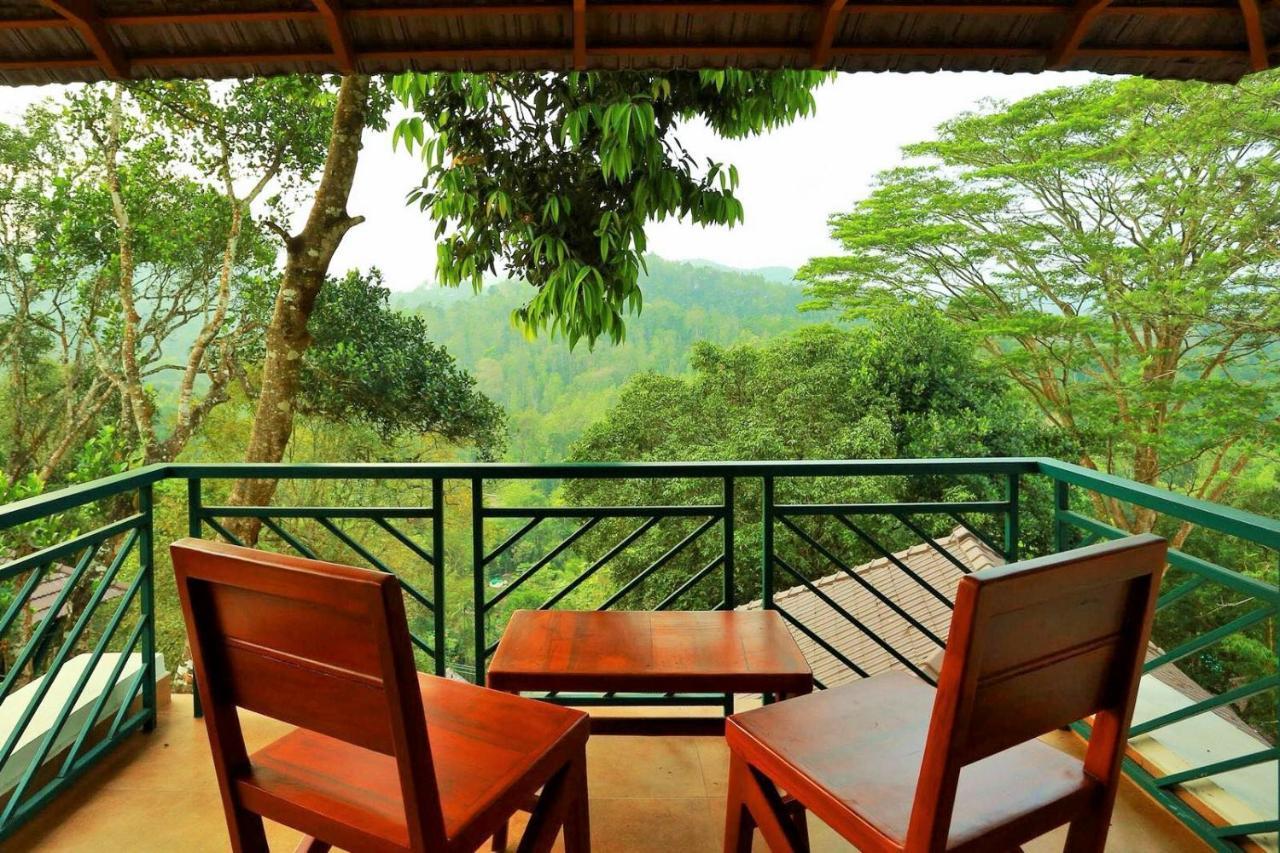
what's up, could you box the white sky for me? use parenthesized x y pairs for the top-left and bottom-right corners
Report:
(0, 71), (1093, 291)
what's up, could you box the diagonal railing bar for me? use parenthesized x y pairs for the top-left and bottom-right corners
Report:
(1154, 747), (1280, 789)
(778, 514), (944, 647)
(774, 554), (933, 682)
(1059, 510), (1279, 604)
(0, 514), (142, 581)
(655, 555), (723, 611)
(774, 605), (869, 679)
(1, 571), (146, 822)
(597, 516), (720, 611)
(0, 537), (111, 704)
(258, 517), (317, 559)
(833, 514), (954, 609)
(484, 516), (603, 612)
(313, 517), (435, 610)
(407, 632), (434, 659)
(1212, 820), (1280, 839)
(1129, 674), (1280, 738)
(1156, 574), (1205, 611)
(892, 512), (977, 575)
(201, 516), (244, 546)
(0, 560), (53, 640)
(946, 511), (1005, 557)
(538, 516), (663, 611)
(373, 516), (435, 566)
(106, 664), (148, 740)
(315, 516), (394, 573)
(483, 515), (543, 565)
(0, 531), (138, 775)
(1144, 607), (1274, 673)
(59, 617), (146, 776)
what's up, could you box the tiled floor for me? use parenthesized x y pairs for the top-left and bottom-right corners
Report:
(9, 695), (1206, 852)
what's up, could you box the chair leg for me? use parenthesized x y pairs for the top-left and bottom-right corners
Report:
(724, 754), (757, 853)
(294, 837), (332, 853)
(491, 823), (509, 852)
(1063, 808), (1111, 853)
(226, 808), (270, 853)
(786, 800), (808, 850)
(562, 753), (591, 853)
(729, 754), (810, 853)
(517, 762), (575, 853)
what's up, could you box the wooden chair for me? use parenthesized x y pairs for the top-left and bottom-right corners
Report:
(724, 534), (1166, 853)
(171, 538), (591, 853)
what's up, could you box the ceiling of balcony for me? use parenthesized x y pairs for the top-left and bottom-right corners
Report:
(0, 1), (1276, 87)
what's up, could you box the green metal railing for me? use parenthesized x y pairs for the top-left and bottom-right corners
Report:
(0, 458), (1275, 850)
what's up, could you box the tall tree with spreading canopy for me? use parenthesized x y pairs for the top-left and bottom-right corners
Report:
(393, 69), (830, 348)
(800, 76), (1280, 540)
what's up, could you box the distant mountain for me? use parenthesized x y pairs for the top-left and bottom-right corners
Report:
(671, 258), (799, 286)
(404, 255), (826, 461)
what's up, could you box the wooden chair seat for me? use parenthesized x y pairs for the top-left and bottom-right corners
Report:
(726, 672), (1095, 851)
(243, 674), (588, 853)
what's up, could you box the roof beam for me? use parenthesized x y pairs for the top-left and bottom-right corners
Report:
(39, 0), (127, 78)
(812, 0), (849, 66)
(4, 42), (1255, 74)
(1238, 0), (1269, 71)
(313, 0), (356, 73)
(1048, 0), (1112, 68)
(573, 0), (587, 69)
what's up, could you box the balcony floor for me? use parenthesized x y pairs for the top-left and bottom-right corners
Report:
(8, 695), (1206, 852)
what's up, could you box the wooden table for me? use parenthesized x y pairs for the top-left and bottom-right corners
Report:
(487, 610), (814, 735)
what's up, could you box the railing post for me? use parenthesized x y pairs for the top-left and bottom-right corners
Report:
(1054, 478), (1071, 553)
(722, 476), (736, 718)
(186, 478), (202, 538)
(471, 477), (486, 687)
(1004, 472), (1020, 562)
(432, 477), (446, 678)
(186, 477), (203, 718)
(722, 476), (735, 610)
(762, 476), (774, 611)
(139, 484), (156, 733)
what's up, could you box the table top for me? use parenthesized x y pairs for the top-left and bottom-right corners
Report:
(487, 610), (813, 694)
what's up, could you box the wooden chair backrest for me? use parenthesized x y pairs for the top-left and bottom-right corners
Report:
(907, 534), (1166, 850)
(171, 538), (446, 849)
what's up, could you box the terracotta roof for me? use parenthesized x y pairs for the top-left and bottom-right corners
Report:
(742, 525), (1001, 687)
(0, 2), (1275, 86)
(27, 564), (126, 622)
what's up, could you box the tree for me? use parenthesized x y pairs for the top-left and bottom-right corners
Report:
(800, 76), (1280, 540)
(241, 268), (505, 456)
(0, 87), (280, 480)
(563, 309), (1065, 608)
(392, 69), (829, 348)
(227, 75), (390, 532)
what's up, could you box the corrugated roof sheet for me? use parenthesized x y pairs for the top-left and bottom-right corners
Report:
(0, 1), (1275, 85)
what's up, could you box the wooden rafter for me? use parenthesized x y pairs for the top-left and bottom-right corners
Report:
(1048, 0), (1113, 68)
(812, 0), (850, 66)
(573, 0), (587, 69)
(313, 0), (356, 73)
(39, 0), (127, 78)
(1237, 0), (1269, 71)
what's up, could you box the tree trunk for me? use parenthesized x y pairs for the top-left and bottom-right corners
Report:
(225, 75), (372, 544)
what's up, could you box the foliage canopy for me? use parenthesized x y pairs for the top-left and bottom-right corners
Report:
(393, 69), (829, 347)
